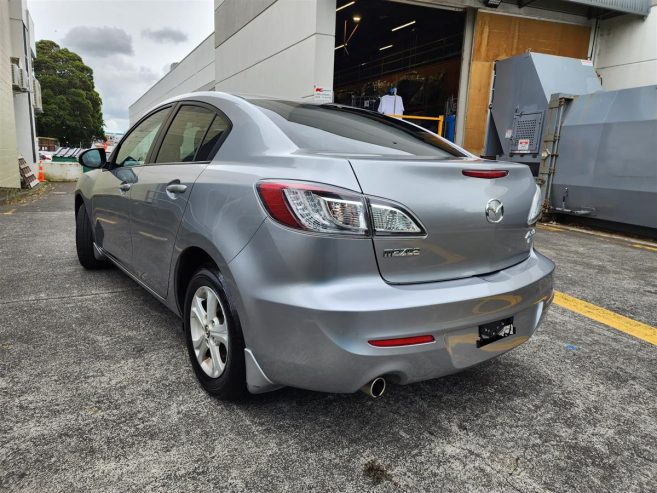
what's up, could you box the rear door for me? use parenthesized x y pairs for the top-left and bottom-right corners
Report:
(91, 106), (171, 268)
(129, 102), (230, 297)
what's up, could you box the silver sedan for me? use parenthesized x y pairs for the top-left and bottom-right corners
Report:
(75, 92), (554, 399)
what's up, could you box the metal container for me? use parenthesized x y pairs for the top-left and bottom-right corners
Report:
(484, 52), (657, 230)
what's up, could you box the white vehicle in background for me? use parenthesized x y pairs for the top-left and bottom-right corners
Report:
(38, 150), (54, 162)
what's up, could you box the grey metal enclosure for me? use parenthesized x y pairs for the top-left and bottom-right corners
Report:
(484, 52), (602, 171)
(485, 52), (657, 230)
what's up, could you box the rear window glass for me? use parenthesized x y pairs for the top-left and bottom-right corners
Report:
(249, 100), (465, 158)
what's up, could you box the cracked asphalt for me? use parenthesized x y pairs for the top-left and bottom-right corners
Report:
(1, 182), (655, 492)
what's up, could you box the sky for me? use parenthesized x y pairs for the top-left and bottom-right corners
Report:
(28, 0), (214, 133)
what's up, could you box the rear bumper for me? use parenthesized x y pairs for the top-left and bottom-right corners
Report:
(228, 222), (555, 394)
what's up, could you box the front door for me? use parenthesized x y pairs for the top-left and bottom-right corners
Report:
(129, 103), (230, 298)
(92, 106), (171, 267)
(89, 167), (135, 263)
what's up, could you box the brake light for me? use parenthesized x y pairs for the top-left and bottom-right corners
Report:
(527, 184), (543, 225)
(257, 183), (302, 229)
(462, 170), (508, 179)
(256, 181), (424, 236)
(257, 182), (368, 235)
(369, 335), (435, 347)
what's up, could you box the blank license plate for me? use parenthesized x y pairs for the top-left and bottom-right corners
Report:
(477, 317), (515, 348)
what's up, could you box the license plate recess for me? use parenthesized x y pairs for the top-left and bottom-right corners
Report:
(477, 317), (515, 348)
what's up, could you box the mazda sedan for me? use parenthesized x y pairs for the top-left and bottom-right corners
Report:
(75, 92), (554, 399)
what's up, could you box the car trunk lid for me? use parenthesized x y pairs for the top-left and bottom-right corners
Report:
(350, 157), (536, 284)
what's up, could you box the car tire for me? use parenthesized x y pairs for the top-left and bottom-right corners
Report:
(75, 205), (109, 270)
(183, 266), (247, 400)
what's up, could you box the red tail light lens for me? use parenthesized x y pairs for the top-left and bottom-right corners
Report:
(257, 183), (302, 229)
(462, 170), (508, 179)
(369, 335), (435, 347)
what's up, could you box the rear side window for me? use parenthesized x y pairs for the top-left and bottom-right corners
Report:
(196, 115), (230, 161)
(155, 105), (216, 163)
(249, 100), (465, 158)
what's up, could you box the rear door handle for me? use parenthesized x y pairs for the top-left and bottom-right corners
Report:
(119, 183), (131, 192)
(166, 183), (187, 194)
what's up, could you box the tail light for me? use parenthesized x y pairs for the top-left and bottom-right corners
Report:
(369, 201), (422, 235)
(256, 181), (424, 236)
(527, 184), (543, 225)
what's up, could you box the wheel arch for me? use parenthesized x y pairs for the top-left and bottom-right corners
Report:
(74, 192), (84, 216)
(174, 246), (218, 316)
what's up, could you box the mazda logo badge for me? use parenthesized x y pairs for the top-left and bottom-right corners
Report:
(486, 199), (504, 223)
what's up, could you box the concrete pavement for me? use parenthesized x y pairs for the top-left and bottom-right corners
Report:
(1, 182), (655, 492)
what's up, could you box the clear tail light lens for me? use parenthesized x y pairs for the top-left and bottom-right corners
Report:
(283, 188), (368, 235)
(527, 185), (543, 225)
(257, 181), (424, 236)
(370, 202), (422, 234)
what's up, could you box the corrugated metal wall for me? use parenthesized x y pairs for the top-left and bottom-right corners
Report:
(563, 0), (651, 16)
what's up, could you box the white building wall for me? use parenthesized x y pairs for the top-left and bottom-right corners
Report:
(213, 0), (335, 99)
(129, 34), (215, 124)
(593, 2), (657, 90)
(0, 0), (20, 188)
(9, 0), (37, 166)
(12, 93), (35, 162)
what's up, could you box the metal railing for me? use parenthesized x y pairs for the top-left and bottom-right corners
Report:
(389, 114), (444, 135)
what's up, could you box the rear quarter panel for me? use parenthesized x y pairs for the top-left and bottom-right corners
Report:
(167, 93), (363, 317)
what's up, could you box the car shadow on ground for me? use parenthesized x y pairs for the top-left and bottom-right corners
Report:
(212, 352), (551, 432)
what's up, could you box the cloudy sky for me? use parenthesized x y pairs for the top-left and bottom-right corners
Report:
(29, 0), (214, 133)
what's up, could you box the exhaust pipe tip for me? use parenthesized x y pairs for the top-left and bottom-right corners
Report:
(361, 377), (386, 398)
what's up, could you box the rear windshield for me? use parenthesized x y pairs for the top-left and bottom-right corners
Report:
(249, 99), (465, 158)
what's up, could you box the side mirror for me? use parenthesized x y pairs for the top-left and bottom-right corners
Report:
(79, 148), (107, 169)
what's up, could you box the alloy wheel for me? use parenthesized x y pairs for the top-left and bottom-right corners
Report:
(190, 286), (229, 378)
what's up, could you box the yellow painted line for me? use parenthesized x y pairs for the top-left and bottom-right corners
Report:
(538, 225), (562, 232)
(539, 224), (657, 250)
(553, 291), (657, 346)
(1, 208), (16, 215)
(539, 223), (657, 247)
(631, 243), (657, 253)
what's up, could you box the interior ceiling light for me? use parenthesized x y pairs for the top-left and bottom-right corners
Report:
(391, 20), (416, 32)
(379, 44), (393, 51)
(336, 1), (355, 12)
(337, 12), (361, 56)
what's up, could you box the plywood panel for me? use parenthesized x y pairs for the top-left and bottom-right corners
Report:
(464, 12), (590, 156)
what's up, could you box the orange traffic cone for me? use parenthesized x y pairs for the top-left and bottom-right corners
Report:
(38, 162), (45, 182)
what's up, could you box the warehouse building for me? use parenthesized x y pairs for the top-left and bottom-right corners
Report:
(0, 0), (42, 189)
(129, 0), (655, 156)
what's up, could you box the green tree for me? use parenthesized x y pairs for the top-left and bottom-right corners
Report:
(34, 40), (105, 147)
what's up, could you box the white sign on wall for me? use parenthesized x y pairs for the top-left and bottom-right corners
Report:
(312, 86), (333, 104)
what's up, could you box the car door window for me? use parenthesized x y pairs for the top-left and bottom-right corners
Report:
(115, 108), (170, 167)
(195, 115), (230, 161)
(155, 106), (217, 163)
